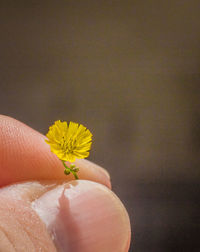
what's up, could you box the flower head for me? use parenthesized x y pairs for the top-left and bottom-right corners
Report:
(45, 120), (92, 163)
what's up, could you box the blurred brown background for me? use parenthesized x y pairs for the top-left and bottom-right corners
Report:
(0, 1), (200, 251)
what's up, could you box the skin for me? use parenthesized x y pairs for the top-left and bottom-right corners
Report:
(0, 115), (131, 252)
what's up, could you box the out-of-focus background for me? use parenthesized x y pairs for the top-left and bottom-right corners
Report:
(0, 1), (199, 251)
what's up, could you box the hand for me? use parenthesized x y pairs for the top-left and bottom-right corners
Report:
(0, 115), (131, 252)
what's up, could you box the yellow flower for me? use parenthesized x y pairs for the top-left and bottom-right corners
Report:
(45, 120), (92, 163)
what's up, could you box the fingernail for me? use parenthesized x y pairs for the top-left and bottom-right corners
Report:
(32, 180), (130, 252)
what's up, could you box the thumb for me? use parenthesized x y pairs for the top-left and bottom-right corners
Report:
(0, 180), (131, 252)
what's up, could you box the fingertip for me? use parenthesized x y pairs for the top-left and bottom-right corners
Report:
(0, 115), (111, 189)
(32, 180), (131, 252)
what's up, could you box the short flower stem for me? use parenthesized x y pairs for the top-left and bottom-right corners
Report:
(62, 160), (79, 180)
(71, 170), (79, 180)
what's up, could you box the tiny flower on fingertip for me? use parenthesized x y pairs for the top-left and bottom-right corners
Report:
(45, 120), (92, 179)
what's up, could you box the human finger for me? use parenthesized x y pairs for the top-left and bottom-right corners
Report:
(0, 180), (131, 252)
(0, 115), (110, 188)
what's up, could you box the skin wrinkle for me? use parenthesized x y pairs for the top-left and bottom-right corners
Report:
(14, 208), (56, 251)
(0, 181), (59, 202)
(0, 207), (36, 252)
(0, 225), (16, 252)
(0, 193), (57, 252)
(13, 213), (37, 251)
